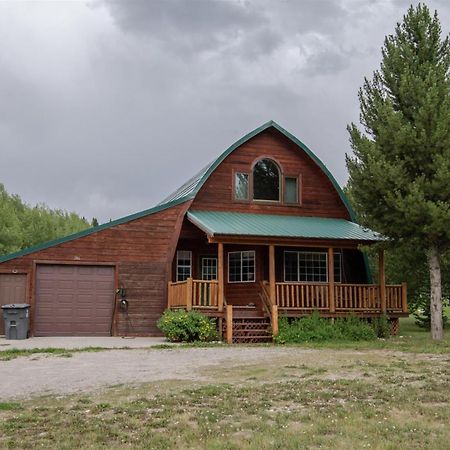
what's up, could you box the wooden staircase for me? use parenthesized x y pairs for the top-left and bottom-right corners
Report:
(223, 305), (273, 343)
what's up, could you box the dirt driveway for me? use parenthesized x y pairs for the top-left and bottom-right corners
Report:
(1, 346), (440, 401)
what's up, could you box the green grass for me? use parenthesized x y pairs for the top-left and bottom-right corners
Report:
(0, 346), (110, 361)
(278, 317), (450, 354)
(0, 351), (448, 450)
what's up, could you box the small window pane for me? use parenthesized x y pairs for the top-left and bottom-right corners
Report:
(235, 173), (249, 200)
(334, 253), (342, 283)
(284, 177), (298, 203)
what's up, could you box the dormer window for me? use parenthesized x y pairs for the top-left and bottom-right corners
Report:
(253, 158), (280, 201)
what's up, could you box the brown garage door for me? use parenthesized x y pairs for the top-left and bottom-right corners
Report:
(35, 265), (114, 336)
(0, 274), (27, 335)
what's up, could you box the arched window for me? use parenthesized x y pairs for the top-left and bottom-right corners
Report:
(253, 158), (280, 201)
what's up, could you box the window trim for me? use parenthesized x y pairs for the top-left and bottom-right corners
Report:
(283, 250), (341, 283)
(176, 250), (192, 282)
(227, 250), (256, 283)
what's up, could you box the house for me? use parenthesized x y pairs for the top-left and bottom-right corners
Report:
(0, 121), (408, 342)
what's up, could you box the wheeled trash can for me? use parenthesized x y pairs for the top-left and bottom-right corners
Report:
(1, 304), (30, 340)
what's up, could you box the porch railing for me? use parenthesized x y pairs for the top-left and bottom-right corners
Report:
(167, 278), (219, 310)
(275, 282), (407, 314)
(276, 282), (329, 310)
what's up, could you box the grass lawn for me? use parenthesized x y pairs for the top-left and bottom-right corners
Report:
(0, 318), (449, 449)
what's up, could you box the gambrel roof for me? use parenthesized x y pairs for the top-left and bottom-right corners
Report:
(0, 121), (368, 264)
(158, 120), (357, 221)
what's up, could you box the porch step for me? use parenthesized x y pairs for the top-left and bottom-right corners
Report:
(224, 317), (273, 344)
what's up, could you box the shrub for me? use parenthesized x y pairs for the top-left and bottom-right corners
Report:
(157, 309), (218, 342)
(274, 311), (377, 344)
(371, 315), (391, 338)
(413, 291), (449, 329)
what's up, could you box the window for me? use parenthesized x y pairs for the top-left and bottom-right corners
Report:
(176, 250), (192, 281)
(234, 172), (249, 200)
(283, 251), (341, 283)
(253, 159), (280, 201)
(284, 177), (299, 203)
(201, 257), (217, 280)
(228, 251), (255, 283)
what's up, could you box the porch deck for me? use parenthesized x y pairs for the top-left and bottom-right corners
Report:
(167, 278), (408, 343)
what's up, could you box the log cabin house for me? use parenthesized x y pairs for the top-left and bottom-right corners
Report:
(0, 121), (408, 342)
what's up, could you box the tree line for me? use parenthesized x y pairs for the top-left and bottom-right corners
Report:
(0, 183), (94, 256)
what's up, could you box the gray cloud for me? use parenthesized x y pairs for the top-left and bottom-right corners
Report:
(1, 0), (450, 222)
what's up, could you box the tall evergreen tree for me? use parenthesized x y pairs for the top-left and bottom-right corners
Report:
(347, 4), (450, 340)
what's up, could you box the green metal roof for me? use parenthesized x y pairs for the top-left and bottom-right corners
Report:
(0, 197), (189, 264)
(0, 120), (365, 265)
(187, 211), (383, 242)
(159, 120), (357, 221)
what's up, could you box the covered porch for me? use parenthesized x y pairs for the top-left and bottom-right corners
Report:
(167, 211), (408, 342)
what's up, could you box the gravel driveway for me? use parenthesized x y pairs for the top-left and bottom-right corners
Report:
(0, 347), (313, 400)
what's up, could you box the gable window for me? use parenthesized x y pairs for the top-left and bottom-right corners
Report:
(284, 251), (341, 283)
(176, 250), (192, 281)
(253, 159), (280, 201)
(284, 176), (299, 204)
(228, 251), (255, 283)
(234, 172), (249, 200)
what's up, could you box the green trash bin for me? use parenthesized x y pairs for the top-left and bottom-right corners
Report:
(1, 304), (30, 340)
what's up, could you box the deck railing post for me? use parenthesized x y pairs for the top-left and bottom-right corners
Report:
(328, 248), (335, 313)
(271, 305), (278, 336)
(218, 243), (224, 312)
(167, 281), (172, 308)
(186, 277), (193, 311)
(379, 250), (386, 313)
(269, 245), (276, 306)
(226, 304), (233, 344)
(402, 282), (408, 313)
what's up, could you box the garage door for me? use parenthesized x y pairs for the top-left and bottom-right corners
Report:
(35, 265), (114, 336)
(0, 274), (27, 335)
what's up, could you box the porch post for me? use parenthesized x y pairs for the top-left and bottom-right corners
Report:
(379, 249), (386, 313)
(269, 245), (276, 305)
(186, 277), (193, 311)
(218, 242), (224, 312)
(402, 282), (408, 313)
(328, 248), (335, 313)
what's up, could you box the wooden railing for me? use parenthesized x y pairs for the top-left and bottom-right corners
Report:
(275, 282), (329, 310)
(167, 278), (219, 310)
(275, 282), (408, 314)
(335, 284), (380, 311)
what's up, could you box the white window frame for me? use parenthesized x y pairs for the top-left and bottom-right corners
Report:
(283, 251), (341, 283)
(201, 257), (218, 281)
(176, 250), (192, 282)
(228, 250), (256, 283)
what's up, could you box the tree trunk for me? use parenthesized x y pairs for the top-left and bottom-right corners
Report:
(428, 246), (443, 340)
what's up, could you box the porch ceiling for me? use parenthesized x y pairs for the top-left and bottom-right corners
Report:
(187, 211), (384, 243)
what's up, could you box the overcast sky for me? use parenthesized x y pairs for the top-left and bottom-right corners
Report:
(1, 0), (450, 223)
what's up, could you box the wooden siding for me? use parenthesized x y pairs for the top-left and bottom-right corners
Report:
(0, 201), (190, 336)
(191, 128), (350, 219)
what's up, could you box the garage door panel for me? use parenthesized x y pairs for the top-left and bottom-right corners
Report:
(35, 265), (114, 336)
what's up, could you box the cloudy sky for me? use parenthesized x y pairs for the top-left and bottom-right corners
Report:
(1, 0), (450, 223)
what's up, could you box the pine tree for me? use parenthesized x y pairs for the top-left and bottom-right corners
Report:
(347, 4), (450, 340)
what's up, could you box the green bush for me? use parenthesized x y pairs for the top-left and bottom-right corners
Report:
(371, 315), (391, 338)
(274, 311), (377, 344)
(413, 291), (449, 329)
(157, 310), (218, 342)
